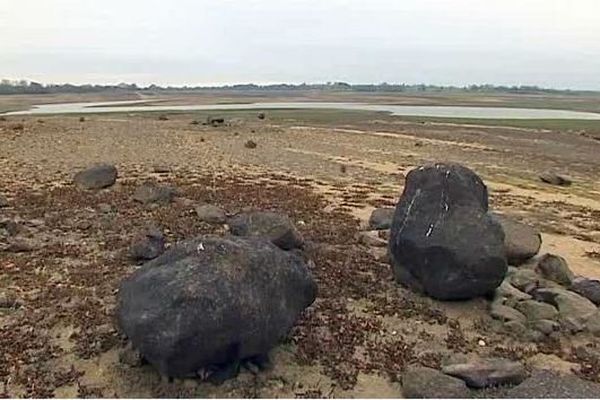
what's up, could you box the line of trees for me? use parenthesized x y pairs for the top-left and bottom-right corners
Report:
(0, 79), (594, 95)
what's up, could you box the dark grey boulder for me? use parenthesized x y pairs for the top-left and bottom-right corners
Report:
(537, 254), (574, 286)
(507, 370), (600, 398)
(570, 277), (600, 305)
(388, 163), (507, 300)
(442, 358), (526, 388)
(73, 163), (117, 190)
(402, 365), (470, 398)
(129, 228), (165, 262)
(539, 172), (572, 186)
(195, 204), (227, 225)
(491, 213), (541, 265)
(368, 208), (395, 230)
(132, 183), (176, 205)
(229, 211), (303, 250)
(117, 235), (317, 378)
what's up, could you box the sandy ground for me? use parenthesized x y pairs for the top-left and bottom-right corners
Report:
(1, 108), (600, 397)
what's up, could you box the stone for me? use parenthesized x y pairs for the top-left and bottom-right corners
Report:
(132, 183), (176, 205)
(245, 140), (257, 149)
(358, 231), (387, 247)
(537, 254), (575, 286)
(402, 366), (470, 398)
(229, 211), (303, 250)
(73, 163), (118, 190)
(532, 287), (597, 327)
(129, 228), (165, 262)
(119, 345), (144, 367)
(539, 172), (572, 186)
(442, 358), (526, 388)
(491, 213), (541, 265)
(0, 194), (8, 208)
(0, 218), (19, 237)
(532, 319), (560, 335)
(368, 208), (395, 230)
(508, 370), (600, 398)
(257, 112), (266, 120)
(388, 163), (507, 300)
(515, 300), (558, 321)
(510, 268), (544, 293)
(585, 311), (600, 336)
(570, 277), (600, 305)
(6, 237), (38, 252)
(195, 204), (227, 225)
(494, 279), (532, 306)
(490, 303), (527, 324)
(504, 321), (528, 337)
(117, 235), (316, 378)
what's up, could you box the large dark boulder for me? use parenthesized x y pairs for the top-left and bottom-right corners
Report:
(388, 163), (507, 300)
(117, 235), (317, 378)
(491, 213), (541, 265)
(73, 163), (117, 190)
(229, 211), (303, 250)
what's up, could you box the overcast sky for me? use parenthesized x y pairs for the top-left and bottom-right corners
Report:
(1, 0), (599, 89)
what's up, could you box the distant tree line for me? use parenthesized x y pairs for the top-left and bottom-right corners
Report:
(0, 79), (595, 95)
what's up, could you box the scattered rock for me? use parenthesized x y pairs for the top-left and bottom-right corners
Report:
(507, 369), (600, 398)
(490, 303), (527, 324)
(533, 287), (597, 329)
(358, 231), (387, 247)
(117, 235), (317, 378)
(504, 320), (528, 337)
(0, 292), (19, 309)
(491, 213), (541, 265)
(245, 140), (257, 149)
(152, 165), (172, 173)
(229, 211), (303, 250)
(532, 319), (560, 335)
(0, 218), (19, 237)
(6, 237), (38, 253)
(388, 163), (507, 300)
(73, 163), (118, 190)
(539, 172), (572, 186)
(442, 358), (526, 388)
(494, 279), (532, 306)
(129, 228), (166, 262)
(158, 115), (169, 121)
(0, 194), (8, 208)
(119, 345), (144, 367)
(570, 277), (600, 305)
(132, 183), (176, 205)
(402, 366), (470, 398)
(257, 112), (266, 120)
(510, 268), (544, 293)
(97, 203), (114, 214)
(368, 208), (395, 230)
(195, 204), (227, 225)
(79, 116), (85, 122)
(586, 311), (600, 336)
(206, 116), (225, 126)
(515, 300), (558, 321)
(537, 254), (574, 286)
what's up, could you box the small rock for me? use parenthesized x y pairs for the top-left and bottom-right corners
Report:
(510, 268), (544, 293)
(532, 319), (560, 335)
(494, 279), (532, 306)
(207, 116), (225, 126)
(73, 163), (118, 190)
(152, 165), (172, 173)
(119, 346), (144, 367)
(257, 112), (266, 120)
(585, 312), (600, 336)
(132, 183), (176, 205)
(490, 303), (527, 324)
(358, 231), (387, 247)
(402, 366), (470, 398)
(570, 277), (600, 305)
(0, 218), (19, 237)
(442, 358), (526, 388)
(158, 115), (169, 121)
(533, 287), (597, 326)
(0, 292), (19, 309)
(129, 228), (166, 262)
(491, 213), (541, 265)
(368, 208), (395, 230)
(195, 204), (227, 225)
(537, 254), (574, 286)
(539, 172), (572, 186)
(229, 211), (303, 250)
(245, 140), (257, 149)
(504, 321), (528, 337)
(508, 370), (600, 398)
(6, 237), (37, 252)
(0, 195), (8, 208)
(97, 203), (114, 214)
(515, 300), (558, 321)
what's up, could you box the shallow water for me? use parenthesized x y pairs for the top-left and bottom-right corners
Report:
(5, 100), (600, 120)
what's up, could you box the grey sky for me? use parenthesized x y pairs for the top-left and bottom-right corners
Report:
(1, 0), (599, 89)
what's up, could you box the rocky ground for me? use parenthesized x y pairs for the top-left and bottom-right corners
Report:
(1, 110), (600, 398)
